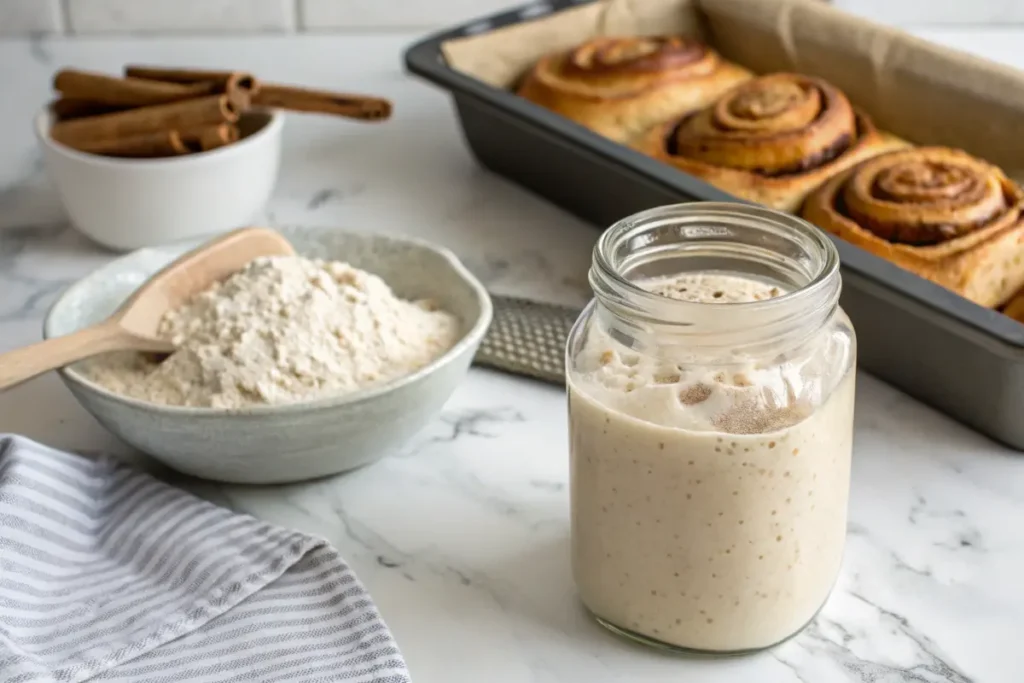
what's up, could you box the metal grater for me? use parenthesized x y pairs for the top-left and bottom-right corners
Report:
(474, 295), (582, 386)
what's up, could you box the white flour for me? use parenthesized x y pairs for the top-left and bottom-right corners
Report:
(83, 255), (460, 409)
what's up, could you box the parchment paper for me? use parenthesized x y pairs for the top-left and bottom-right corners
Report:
(441, 0), (705, 89)
(441, 0), (1024, 176)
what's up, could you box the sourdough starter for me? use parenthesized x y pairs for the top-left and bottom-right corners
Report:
(569, 272), (855, 652)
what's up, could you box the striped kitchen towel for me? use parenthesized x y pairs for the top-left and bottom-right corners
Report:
(0, 435), (411, 683)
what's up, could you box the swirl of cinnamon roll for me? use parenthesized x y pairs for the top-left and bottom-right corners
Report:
(635, 73), (906, 212)
(803, 147), (1024, 307)
(562, 36), (711, 80)
(517, 36), (751, 143)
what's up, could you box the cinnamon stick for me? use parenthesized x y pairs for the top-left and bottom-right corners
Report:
(181, 123), (240, 152)
(124, 65), (259, 94)
(69, 129), (198, 157)
(252, 84), (392, 121)
(54, 69), (215, 108)
(50, 93), (248, 148)
(65, 123), (239, 158)
(50, 97), (128, 121)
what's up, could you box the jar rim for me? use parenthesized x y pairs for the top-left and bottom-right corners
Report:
(592, 202), (840, 318)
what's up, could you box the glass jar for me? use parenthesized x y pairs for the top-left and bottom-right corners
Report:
(567, 202), (856, 654)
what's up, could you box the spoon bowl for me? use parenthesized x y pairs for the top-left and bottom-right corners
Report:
(0, 227), (295, 391)
(113, 226), (295, 338)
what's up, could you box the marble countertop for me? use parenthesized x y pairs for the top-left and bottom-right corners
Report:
(1, 27), (1023, 683)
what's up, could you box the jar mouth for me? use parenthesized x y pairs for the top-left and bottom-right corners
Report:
(590, 202), (841, 344)
(594, 202), (838, 304)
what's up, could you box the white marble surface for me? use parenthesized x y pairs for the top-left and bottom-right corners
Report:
(1, 29), (1024, 683)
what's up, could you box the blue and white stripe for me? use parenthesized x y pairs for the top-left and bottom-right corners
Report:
(0, 435), (410, 683)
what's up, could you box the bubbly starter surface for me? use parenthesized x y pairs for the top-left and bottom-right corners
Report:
(569, 272), (855, 652)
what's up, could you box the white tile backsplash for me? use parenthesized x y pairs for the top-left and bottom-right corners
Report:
(0, 0), (63, 35)
(298, 0), (521, 29)
(66, 0), (295, 34)
(0, 0), (1018, 36)
(831, 0), (1024, 24)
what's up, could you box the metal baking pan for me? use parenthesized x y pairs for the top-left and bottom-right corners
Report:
(403, 0), (1024, 450)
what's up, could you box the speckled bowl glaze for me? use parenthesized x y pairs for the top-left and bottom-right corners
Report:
(44, 227), (493, 484)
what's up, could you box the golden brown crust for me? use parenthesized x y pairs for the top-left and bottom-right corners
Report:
(1002, 289), (1024, 323)
(802, 147), (1024, 308)
(516, 36), (752, 143)
(634, 73), (907, 212)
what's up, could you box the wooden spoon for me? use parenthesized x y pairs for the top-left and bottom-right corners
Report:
(0, 227), (295, 392)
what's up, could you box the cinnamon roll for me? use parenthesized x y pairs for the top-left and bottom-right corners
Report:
(517, 36), (751, 143)
(635, 73), (906, 212)
(803, 147), (1024, 308)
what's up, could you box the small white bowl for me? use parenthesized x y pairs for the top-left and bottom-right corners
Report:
(43, 227), (493, 484)
(36, 108), (284, 251)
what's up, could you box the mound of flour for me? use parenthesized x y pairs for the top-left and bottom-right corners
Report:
(84, 255), (460, 408)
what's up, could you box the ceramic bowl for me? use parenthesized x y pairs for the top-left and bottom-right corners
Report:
(44, 227), (493, 484)
(36, 108), (283, 252)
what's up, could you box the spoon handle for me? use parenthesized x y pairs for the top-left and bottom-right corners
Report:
(0, 324), (163, 392)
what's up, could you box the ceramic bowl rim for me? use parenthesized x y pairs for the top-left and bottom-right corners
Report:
(43, 228), (493, 418)
(34, 106), (285, 170)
